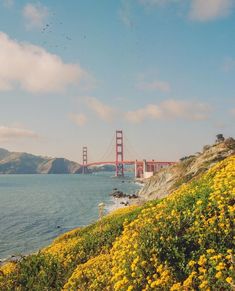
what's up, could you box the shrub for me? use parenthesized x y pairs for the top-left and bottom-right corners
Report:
(110, 156), (235, 290)
(0, 253), (64, 291)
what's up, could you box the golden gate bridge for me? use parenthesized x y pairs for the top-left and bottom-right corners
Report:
(81, 130), (175, 178)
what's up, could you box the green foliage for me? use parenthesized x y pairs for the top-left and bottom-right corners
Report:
(0, 253), (64, 291)
(0, 205), (143, 290)
(65, 206), (144, 276)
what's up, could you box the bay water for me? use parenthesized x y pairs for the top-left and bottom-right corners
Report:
(0, 173), (140, 260)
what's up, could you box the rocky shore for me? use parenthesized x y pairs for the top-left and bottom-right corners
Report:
(109, 187), (145, 208)
(0, 255), (22, 268)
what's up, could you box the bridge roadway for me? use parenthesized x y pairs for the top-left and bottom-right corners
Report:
(86, 160), (175, 166)
(84, 160), (176, 178)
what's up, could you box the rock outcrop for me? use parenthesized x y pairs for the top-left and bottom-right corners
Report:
(139, 137), (235, 200)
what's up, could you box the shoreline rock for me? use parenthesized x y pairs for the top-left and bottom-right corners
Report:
(110, 190), (139, 200)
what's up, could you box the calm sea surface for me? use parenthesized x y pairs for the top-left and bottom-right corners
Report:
(0, 173), (140, 260)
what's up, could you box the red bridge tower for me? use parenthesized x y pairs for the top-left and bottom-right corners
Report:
(115, 130), (124, 177)
(82, 146), (88, 174)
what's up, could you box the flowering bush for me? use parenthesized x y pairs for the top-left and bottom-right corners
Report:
(43, 205), (141, 268)
(0, 205), (142, 290)
(63, 253), (112, 291)
(110, 156), (235, 290)
(0, 254), (64, 290)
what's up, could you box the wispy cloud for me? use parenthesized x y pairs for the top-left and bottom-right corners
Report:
(86, 97), (116, 121)
(138, 0), (234, 21)
(82, 97), (211, 124)
(0, 32), (88, 93)
(0, 125), (38, 141)
(125, 99), (211, 123)
(231, 108), (235, 116)
(139, 0), (173, 7)
(189, 0), (234, 21)
(119, 0), (133, 27)
(69, 113), (87, 127)
(126, 104), (162, 123)
(2, 0), (14, 8)
(213, 121), (227, 130)
(136, 80), (171, 92)
(222, 57), (235, 72)
(23, 3), (49, 29)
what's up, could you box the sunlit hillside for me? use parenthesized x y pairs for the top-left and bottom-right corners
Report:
(0, 156), (234, 290)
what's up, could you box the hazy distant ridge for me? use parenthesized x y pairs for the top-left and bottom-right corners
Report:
(0, 148), (81, 174)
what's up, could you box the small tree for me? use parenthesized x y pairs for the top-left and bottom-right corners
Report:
(216, 134), (225, 143)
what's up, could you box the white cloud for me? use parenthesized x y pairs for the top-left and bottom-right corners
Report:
(0, 32), (87, 93)
(137, 80), (171, 92)
(23, 3), (48, 29)
(0, 126), (38, 141)
(69, 113), (87, 127)
(126, 104), (162, 123)
(125, 99), (211, 123)
(189, 0), (234, 21)
(2, 0), (14, 8)
(86, 97), (116, 121)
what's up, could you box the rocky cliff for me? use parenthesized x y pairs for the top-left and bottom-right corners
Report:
(139, 137), (235, 200)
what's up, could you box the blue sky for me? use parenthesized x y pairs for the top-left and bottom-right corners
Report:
(0, 0), (234, 162)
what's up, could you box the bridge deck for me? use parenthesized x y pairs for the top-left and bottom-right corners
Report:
(86, 161), (176, 167)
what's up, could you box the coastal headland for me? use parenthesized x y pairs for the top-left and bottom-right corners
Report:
(0, 138), (234, 290)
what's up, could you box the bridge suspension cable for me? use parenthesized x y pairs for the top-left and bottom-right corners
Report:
(81, 129), (175, 177)
(123, 133), (142, 161)
(96, 133), (116, 163)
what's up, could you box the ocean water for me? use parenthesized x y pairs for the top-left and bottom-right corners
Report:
(0, 173), (140, 260)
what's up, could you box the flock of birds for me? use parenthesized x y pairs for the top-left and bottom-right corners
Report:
(39, 16), (87, 51)
(38, 13), (144, 67)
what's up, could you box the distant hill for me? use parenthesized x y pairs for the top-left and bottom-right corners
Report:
(0, 149), (117, 174)
(88, 164), (116, 172)
(0, 149), (82, 174)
